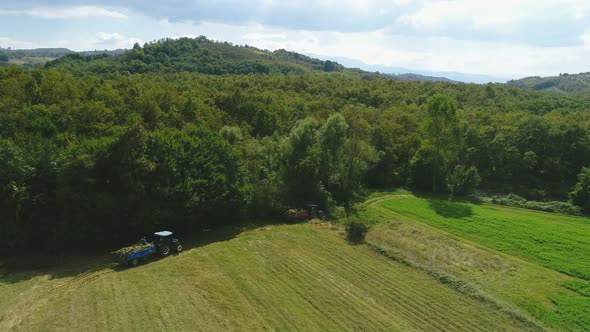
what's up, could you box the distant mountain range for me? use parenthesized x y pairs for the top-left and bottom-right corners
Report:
(0, 47), (126, 58)
(0, 47), (126, 68)
(309, 54), (509, 84)
(507, 73), (590, 94)
(1, 47), (74, 58)
(392, 73), (458, 83)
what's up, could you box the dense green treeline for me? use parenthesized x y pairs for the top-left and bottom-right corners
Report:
(1, 58), (590, 250)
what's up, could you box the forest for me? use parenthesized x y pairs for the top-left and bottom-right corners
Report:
(2, 37), (590, 251)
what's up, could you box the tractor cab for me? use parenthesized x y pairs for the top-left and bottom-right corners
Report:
(152, 231), (183, 256)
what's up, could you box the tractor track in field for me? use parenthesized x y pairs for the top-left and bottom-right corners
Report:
(359, 194), (416, 208)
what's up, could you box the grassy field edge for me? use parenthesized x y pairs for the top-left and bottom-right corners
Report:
(349, 193), (590, 331)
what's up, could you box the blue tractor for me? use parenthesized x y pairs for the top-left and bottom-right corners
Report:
(115, 231), (183, 266)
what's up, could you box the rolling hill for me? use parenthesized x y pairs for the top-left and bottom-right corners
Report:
(3, 37), (471, 83)
(507, 72), (590, 93)
(42, 37), (378, 77)
(10, 37), (585, 87)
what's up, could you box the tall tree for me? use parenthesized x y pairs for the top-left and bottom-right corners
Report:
(421, 94), (461, 192)
(283, 118), (321, 205)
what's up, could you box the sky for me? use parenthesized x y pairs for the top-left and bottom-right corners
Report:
(2, 0), (590, 79)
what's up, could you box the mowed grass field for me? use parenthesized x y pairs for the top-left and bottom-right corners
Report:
(378, 197), (590, 280)
(0, 223), (533, 331)
(365, 195), (590, 331)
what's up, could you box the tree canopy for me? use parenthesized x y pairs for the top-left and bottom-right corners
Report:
(2, 37), (590, 251)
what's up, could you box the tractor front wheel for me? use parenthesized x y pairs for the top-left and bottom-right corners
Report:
(160, 245), (171, 257)
(175, 243), (183, 253)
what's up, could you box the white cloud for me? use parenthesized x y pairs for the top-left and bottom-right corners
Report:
(0, 37), (42, 49)
(399, 0), (526, 29)
(389, 0), (590, 47)
(92, 32), (142, 49)
(3, 1), (590, 46)
(0, 6), (127, 19)
(398, 0), (590, 28)
(96, 32), (125, 43)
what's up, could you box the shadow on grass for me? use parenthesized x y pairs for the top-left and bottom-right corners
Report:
(0, 218), (290, 284)
(427, 199), (473, 219)
(346, 238), (366, 246)
(397, 190), (479, 219)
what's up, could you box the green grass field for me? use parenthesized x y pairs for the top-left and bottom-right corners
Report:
(0, 223), (533, 331)
(378, 197), (590, 280)
(362, 195), (590, 331)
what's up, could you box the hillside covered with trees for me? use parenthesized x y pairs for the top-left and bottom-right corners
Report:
(2, 37), (590, 251)
(44, 37), (352, 76)
(508, 72), (590, 94)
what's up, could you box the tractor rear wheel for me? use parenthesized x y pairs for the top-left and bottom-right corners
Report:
(160, 245), (171, 257)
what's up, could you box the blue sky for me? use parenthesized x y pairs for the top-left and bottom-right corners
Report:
(2, 0), (590, 78)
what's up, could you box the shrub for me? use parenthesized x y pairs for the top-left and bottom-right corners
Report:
(446, 165), (481, 197)
(492, 193), (582, 215)
(492, 193), (527, 205)
(570, 167), (590, 214)
(331, 206), (347, 219)
(525, 201), (581, 215)
(345, 220), (368, 243)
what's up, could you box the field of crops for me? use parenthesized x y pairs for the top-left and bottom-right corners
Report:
(0, 223), (532, 331)
(369, 195), (590, 331)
